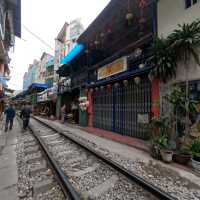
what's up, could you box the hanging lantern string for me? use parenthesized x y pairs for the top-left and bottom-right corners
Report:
(127, 0), (130, 11)
(139, 0), (147, 8)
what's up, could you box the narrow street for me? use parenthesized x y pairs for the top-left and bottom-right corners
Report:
(1, 0), (200, 199)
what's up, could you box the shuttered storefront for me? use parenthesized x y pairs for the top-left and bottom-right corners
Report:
(93, 77), (151, 139)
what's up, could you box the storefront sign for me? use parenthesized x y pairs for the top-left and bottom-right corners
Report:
(37, 92), (47, 102)
(59, 78), (71, 93)
(137, 113), (149, 124)
(97, 57), (127, 80)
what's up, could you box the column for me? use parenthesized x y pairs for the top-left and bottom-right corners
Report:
(151, 78), (160, 117)
(87, 90), (93, 127)
(56, 94), (62, 119)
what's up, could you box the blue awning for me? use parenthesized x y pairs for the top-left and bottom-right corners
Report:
(0, 76), (7, 86)
(60, 44), (85, 65)
(29, 83), (48, 90)
(27, 83), (48, 94)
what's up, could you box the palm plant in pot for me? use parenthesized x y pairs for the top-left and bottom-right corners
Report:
(158, 135), (174, 163)
(149, 116), (169, 159)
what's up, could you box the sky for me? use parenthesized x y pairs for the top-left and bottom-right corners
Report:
(8, 0), (110, 91)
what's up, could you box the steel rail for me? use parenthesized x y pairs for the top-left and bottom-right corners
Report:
(32, 116), (177, 200)
(17, 116), (80, 200)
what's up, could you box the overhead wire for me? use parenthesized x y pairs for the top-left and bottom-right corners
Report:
(22, 24), (54, 51)
(13, 18), (54, 51)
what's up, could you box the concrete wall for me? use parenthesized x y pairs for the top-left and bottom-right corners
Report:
(158, 0), (200, 113)
(158, 0), (200, 37)
(158, 0), (200, 84)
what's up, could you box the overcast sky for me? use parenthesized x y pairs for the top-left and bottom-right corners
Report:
(8, 0), (110, 91)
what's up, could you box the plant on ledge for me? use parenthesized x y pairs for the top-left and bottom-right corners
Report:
(184, 139), (200, 171)
(149, 115), (171, 160)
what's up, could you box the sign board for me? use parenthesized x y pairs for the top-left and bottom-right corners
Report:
(137, 113), (149, 124)
(37, 92), (47, 102)
(97, 57), (127, 80)
(59, 78), (71, 93)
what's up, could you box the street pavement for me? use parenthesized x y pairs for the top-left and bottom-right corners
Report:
(0, 118), (19, 200)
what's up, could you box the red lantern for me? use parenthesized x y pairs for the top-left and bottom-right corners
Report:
(107, 84), (112, 92)
(139, 0), (147, 25)
(139, 0), (147, 8)
(107, 84), (112, 90)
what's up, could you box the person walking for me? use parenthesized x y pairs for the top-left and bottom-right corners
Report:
(20, 104), (32, 130)
(4, 104), (16, 132)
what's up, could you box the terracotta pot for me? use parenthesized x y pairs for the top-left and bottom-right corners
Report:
(160, 149), (173, 163)
(173, 153), (191, 165)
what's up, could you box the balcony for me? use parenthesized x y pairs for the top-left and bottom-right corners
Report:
(46, 59), (54, 68)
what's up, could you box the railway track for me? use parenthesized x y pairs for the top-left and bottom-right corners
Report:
(27, 116), (176, 200)
(17, 117), (72, 200)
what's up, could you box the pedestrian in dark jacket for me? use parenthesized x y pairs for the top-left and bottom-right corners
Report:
(20, 104), (32, 130)
(4, 104), (16, 132)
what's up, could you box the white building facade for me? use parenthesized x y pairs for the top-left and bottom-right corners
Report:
(158, 0), (200, 83)
(157, 0), (200, 119)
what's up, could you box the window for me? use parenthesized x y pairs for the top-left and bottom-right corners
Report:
(185, 0), (198, 8)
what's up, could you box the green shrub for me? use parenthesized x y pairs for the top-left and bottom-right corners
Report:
(185, 139), (200, 157)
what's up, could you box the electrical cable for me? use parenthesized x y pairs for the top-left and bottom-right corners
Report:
(13, 18), (54, 50)
(22, 24), (54, 50)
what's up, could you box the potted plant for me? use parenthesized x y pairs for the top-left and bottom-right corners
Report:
(173, 147), (191, 165)
(148, 116), (169, 159)
(149, 115), (169, 137)
(186, 139), (200, 171)
(150, 136), (162, 160)
(157, 135), (174, 163)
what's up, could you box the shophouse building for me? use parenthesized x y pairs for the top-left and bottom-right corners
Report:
(23, 72), (28, 91)
(57, 0), (157, 139)
(0, 0), (21, 90)
(0, 0), (21, 113)
(55, 20), (84, 119)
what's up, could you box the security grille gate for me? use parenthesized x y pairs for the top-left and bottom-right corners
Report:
(93, 77), (151, 139)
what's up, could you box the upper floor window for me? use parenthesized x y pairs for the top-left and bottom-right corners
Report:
(185, 0), (198, 8)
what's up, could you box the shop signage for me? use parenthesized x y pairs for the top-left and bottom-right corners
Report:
(37, 92), (47, 102)
(137, 113), (149, 124)
(59, 78), (71, 93)
(97, 57), (127, 80)
(47, 86), (57, 101)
